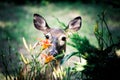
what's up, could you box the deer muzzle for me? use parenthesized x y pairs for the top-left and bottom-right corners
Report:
(49, 37), (58, 56)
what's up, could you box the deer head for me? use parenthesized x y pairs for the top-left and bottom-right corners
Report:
(33, 14), (82, 61)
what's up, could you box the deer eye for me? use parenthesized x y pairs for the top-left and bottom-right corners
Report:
(45, 33), (51, 39)
(59, 35), (66, 41)
(45, 35), (49, 39)
(59, 35), (66, 46)
(61, 37), (66, 41)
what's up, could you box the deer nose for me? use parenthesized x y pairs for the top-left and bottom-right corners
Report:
(49, 46), (58, 55)
(49, 37), (58, 55)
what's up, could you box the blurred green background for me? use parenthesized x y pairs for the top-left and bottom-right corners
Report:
(0, 0), (119, 48)
(0, 0), (120, 79)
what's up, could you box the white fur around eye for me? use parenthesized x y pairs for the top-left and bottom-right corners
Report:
(59, 35), (66, 46)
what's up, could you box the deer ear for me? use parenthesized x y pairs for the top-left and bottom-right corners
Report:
(33, 14), (50, 32)
(66, 16), (82, 31)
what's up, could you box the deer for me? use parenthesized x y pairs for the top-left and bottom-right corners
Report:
(33, 13), (82, 80)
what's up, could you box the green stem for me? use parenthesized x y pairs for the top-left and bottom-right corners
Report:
(103, 17), (114, 45)
(95, 32), (108, 49)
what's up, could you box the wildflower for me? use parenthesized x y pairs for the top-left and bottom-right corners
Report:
(37, 38), (51, 50)
(42, 39), (51, 49)
(41, 53), (55, 64)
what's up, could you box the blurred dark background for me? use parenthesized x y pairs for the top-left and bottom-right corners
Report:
(0, 0), (120, 7)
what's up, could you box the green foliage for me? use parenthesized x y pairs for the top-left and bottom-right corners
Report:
(0, 39), (21, 80)
(62, 11), (120, 80)
(68, 33), (96, 54)
(94, 11), (114, 50)
(55, 17), (66, 30)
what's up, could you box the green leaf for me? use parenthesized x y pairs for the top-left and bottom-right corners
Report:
(56, 17), (66, 29)
(61, 52), (79, 64)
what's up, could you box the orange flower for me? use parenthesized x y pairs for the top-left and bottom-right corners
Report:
(41, 53), (55, 64)
(37, 38), (51, 50)
(45, 55), (55, 64)
(42, 39), (51, 49)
